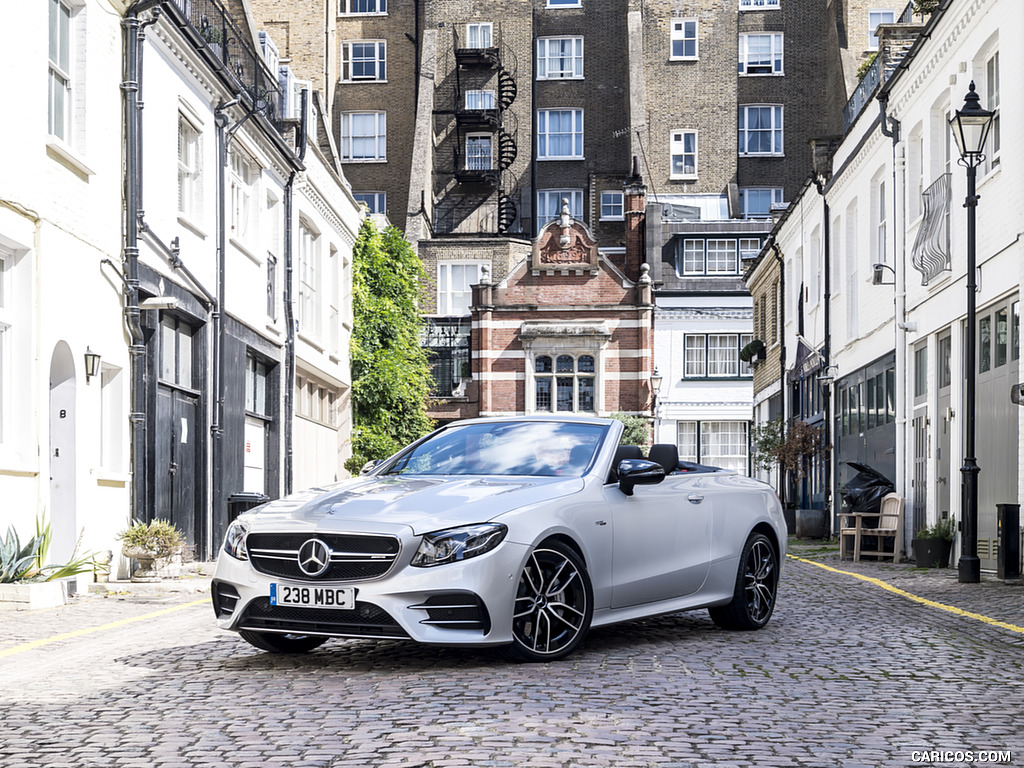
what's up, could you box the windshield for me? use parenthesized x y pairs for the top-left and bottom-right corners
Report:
(384, 421), (608, 477)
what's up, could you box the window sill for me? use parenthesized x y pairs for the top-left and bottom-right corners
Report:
(46, 138), (96, 178)
(538, 156), (585, 162)
(338, 11), (388, 17)
(341, 79), (388, 84)
(230, 236), (262, 265)
(740, 72), (785, 77)
(342, 158), (387, 163)
(537, 76), (585, 81)
(297, 330), (325, 353)
(739, 153), (784, 158)
(177, 215), (209, 239)
(599, 216), (625, 222)
(670, 175), (698, 182)
(668, 57), (698, 63)
(94, 470), (131, 487)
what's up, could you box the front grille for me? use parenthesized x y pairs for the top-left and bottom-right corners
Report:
(237, 597), (408, 639)
(246, 532), (401, 581)
(211, 580), (240, 619)
(411, 593), (490, 633)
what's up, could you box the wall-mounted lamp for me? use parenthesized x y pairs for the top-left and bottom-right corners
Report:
(871, 263), (896, 286)
(816, 365), (839, 384)
(84, 347), (101, 383)
(651, 367), (664, 413)
(139, 296), (180, 310)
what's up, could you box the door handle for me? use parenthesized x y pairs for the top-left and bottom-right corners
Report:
(687, 493), (704, 504)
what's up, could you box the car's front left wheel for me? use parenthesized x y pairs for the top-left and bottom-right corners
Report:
(238, 630), (329, 654)
(708, 531), (778, 631)
(503, 542), (593, 662)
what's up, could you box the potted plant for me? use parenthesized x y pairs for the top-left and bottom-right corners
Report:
(913, 517), (955, 568)
(751, 417), (830, 537)
(0, 517), (95, 610)
(117, 519), (186, 582)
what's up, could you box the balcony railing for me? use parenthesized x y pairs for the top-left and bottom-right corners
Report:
(170, 0), (281, 124)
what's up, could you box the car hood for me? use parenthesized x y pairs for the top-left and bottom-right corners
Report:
(242, 474), (585, 534)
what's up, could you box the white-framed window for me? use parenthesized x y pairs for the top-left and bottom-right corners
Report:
(676, 421), (749, 473)
(466, 133), (493, 170)
(868, 9), (895, 50)
(48, 0), (75, 143)
(329, 245), (341, 354)
(738, 105), (783, 155)
(340, 111), (386, 161)
(676, 238), (739, 275)
(466, 22), (493, 49)
(534, 354), (596, 413)
(670, 130), (697, 179)
(682, 334), (753, 378)
(0, 251), (9, 444)
(739, 187), (783, 218)
(341, 40), (386, 81)
(738, 33), (783, 75)
(438, 262), (484, 316)
(600, 191), (623, 220)
(537, 109), (584, 159)
(537, 37), (583, 79)
(297, 219), (321, 336)
(537, 189), (583, 230)
(739, 238), (761, 260)
(700, 422), (749, 473)
(465, 90), (495, 110)
(985, 51), (1000, 172)
(739, 0), (780, 8)
(99, 365), (123, 471)
(339, 0), (386, 14)
(177, 114), (203, 221)
(872, 174), (887, 266)
(229, 148), (259, 245)
(547, 0), (582, 7)
(353, 191), (386, 214)
(670, 19), (697, 60)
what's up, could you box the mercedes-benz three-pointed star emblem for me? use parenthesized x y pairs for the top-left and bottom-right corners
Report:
(297, 538), (331, 577)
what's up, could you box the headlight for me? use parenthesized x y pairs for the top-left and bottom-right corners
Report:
(223, 521), (249, 561)
(411, 523), (507, 567)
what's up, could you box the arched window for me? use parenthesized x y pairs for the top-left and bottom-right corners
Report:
(535, 354), (595, 412)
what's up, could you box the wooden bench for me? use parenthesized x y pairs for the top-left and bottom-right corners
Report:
(839, 492), (905, 562)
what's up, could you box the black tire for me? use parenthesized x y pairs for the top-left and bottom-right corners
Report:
(502, 543), (593, 662)
(708, 532), (778, 631)
(238, 630), (329, 654)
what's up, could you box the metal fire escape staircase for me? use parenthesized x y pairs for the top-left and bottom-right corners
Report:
(441, 24), (519, 235)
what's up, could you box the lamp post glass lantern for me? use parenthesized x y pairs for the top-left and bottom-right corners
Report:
(948, 81), (996, 584)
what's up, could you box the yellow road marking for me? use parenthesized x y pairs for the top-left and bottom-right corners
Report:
(789, 554), (1024, 636)
(0, 598), (209, 660)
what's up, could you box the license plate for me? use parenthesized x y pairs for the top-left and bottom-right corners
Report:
(270, 583), (355, 610)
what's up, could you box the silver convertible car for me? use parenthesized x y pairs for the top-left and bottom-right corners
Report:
(212, 416), (786, 662)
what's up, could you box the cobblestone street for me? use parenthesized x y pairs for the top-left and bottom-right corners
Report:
(2, 546), (1022, 768)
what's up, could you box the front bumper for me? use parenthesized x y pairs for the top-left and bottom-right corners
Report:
(212, 535), (530, 647)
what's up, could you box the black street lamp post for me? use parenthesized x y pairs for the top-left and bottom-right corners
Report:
(948, 82), (996, 584)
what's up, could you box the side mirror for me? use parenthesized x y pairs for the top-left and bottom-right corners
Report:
(359, 460), (380, 475)
(618, 459), (666, 496)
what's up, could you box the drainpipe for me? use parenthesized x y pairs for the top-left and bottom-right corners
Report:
(880, 96), (908, 511)
(122, 2), (161, 525)
(771, 239), (787, 508)
(812, 174), (833, 521)
(283, 88), (309, 496)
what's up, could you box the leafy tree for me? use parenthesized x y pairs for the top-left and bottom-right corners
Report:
(345, 220), (434, 474)
(610, 412), (651, 449)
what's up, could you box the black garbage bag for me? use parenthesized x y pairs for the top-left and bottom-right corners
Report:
(840, 461), (895, 528)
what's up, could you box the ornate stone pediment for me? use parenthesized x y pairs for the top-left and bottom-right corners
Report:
(530, 199), (600, 275)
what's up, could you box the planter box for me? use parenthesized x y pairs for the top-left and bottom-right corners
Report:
(0, 581), (68, 611)
(795, 508), (830, 539)
(913, 538), (953, 568)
